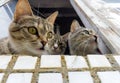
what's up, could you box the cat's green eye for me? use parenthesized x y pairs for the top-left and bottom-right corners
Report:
(47, 32), (53, 39)
(28, 27), (37, 35)
(83, 30), (89, 34)
(59, 43), (63, 46)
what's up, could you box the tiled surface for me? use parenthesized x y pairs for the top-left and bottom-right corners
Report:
(114, 56), (120, 66)
(39, 73), (63, 83)
(65, 56), (88, 68)
(97, 71), (120, 83)
(87, 55), (111, 68)
(6, 73), (32, 83)
(14, 56), (37, 69)
(0, 73), (4, 83)
(0, 56), (12, 69)
(0, 55), (120, 83)
(40, 55), (61, 68)
(68, 72), (93, 83)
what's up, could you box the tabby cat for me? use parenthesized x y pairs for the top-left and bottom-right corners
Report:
(45, 26), (67, 55)
(68, 20), (100, 56)
(0, 0), (58, 56)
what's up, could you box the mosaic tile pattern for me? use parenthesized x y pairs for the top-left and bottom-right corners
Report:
(0, 55), (120, 83)
(97, 71), (120, 83)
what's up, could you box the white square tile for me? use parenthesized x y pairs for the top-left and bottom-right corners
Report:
(65, 56), (88, 68)
(68, 71), (93, 83)
(39, 73), (63, 83)
(0, 56), (12, 69)
(0, 73), (4, 83)
(6, 73), (32, 83)
(14, 56), (37, 69)
(87, 55), (111, 68)
(113, 56), (120, 66)
(97, 71), (120, 83)
(40, 55), (61, 68)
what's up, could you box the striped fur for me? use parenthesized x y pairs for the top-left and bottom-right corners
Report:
(0, 0), (58, 56)
(45, 27), (67, 55)
(68, 20), (99, 56)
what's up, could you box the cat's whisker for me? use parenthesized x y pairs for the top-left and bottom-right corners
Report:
(71, 56), (78, 67)
(37, 1), (40, 16)
(83, 40), (89, 56)
(31, 7), (46, 18)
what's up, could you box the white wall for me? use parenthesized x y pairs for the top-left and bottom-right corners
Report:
(0, 6), (12, 39)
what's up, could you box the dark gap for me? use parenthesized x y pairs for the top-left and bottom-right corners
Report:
(32, 8), (84, 34)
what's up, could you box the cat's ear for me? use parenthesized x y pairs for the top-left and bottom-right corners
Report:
(14, 0), (33, 22)
(70, 19), (80, 32)
(46, 11), (58, 24)
(62, 32), (70, 42)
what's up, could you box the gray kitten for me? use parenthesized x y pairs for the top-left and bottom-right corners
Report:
(68, 20), (100, 56)
(0, 0), (58, 56)
(45, 27), (67, 55)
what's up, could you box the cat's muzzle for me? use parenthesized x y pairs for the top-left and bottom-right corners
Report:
(39, 41), (47, 50)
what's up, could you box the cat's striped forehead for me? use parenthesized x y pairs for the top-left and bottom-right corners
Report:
(69, 28), (96, 39)
(17, 15), (53, 31)
(72, 28), (95, 34)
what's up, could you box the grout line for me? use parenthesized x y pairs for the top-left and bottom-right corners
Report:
(0, 70), (5, 73)
(91, 70), (101, 83)
(85, 56), (101, 83)
(90, 67), (114, 71)
(1, 55), (18, 83)
(106, 55), (120, 71)
(31, 56), (41, 83)
(68, 68), (89, 71)
(61, 55), (69, 83)
(10, 69), (35, 73)
(38, 68), (61, 73)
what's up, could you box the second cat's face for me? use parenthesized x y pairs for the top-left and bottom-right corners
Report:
(45, 33), (66, 55)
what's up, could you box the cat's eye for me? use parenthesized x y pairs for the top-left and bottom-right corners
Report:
(59, 43), (65, 48)
(28, 27), (37, 35)
(47, 32), (53, 39)
(83, 30), (89, 34)
(59, 43), (63, 46)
